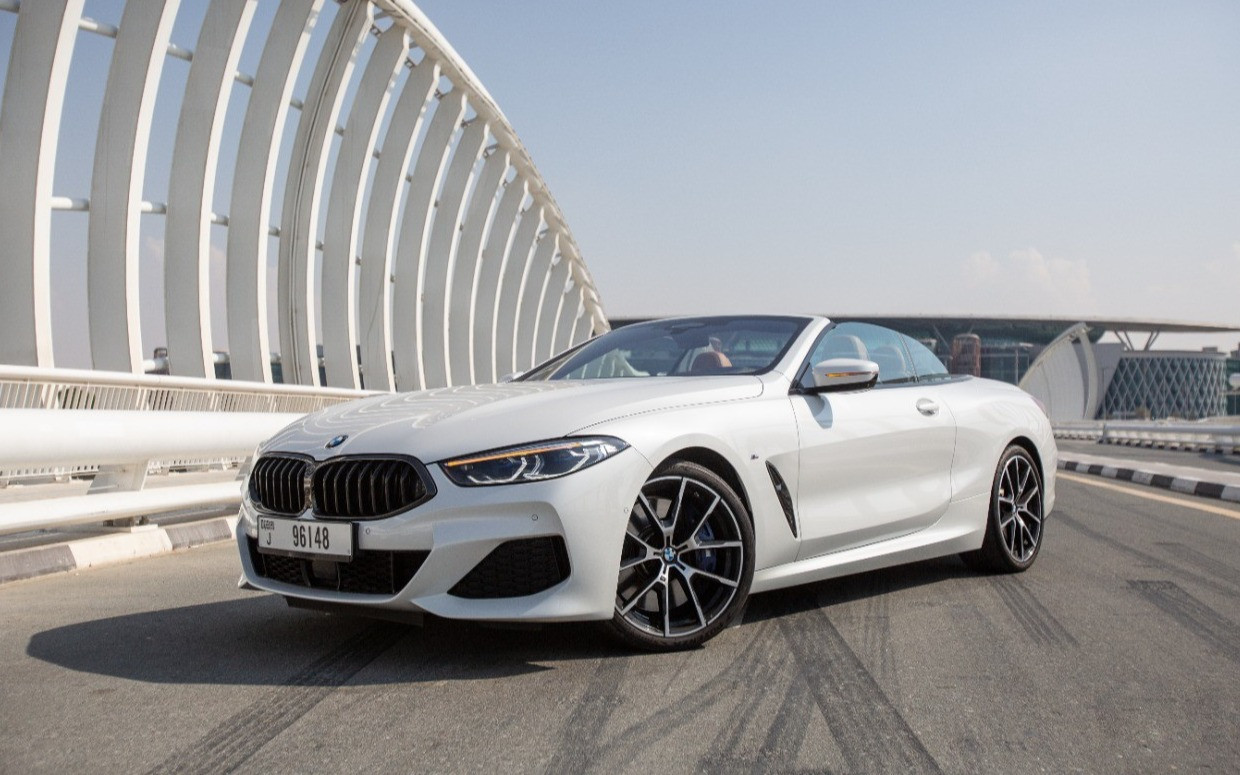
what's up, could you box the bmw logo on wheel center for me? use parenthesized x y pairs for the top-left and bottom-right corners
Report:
(326, 435), (348, 449)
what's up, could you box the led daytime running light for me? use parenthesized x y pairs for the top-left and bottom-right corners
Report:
(440, 437), (628, 486)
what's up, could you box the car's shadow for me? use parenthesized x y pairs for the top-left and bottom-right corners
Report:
(743, 555), (976, 623)
(27, 557), (978, 686)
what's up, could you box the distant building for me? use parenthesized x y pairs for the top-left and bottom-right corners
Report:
(949, 334), (981, 376)
(1099, 351), (1227, 420)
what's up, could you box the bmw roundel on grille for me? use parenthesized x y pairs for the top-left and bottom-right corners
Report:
(326, 434), (348, 449)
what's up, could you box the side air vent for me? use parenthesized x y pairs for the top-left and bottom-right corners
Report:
(766, 462), (797, 537)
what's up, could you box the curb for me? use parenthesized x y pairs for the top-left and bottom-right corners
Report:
(0, 515), (239, 586)
(1059, 459), (1240, 504)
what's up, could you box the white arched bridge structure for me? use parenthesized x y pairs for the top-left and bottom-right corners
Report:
(0, 0), (608, 537)
(0, 0), (606, 387)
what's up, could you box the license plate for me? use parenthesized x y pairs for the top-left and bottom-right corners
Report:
(257, 517), (353, 561)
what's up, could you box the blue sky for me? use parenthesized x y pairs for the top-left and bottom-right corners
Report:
(416, 1), (1239, 350)
(2, 1), (1237, 366)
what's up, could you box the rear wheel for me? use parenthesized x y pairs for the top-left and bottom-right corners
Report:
(608, 461), (754, 651)
(962, 444), (1044, 573)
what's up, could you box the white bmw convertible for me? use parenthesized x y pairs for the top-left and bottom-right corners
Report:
(237, 315), (1055, 650)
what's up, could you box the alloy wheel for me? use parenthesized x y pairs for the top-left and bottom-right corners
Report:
(996, 452), (1042, 563)
(615, 474), (746, 638)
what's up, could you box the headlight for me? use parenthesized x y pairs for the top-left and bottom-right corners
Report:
(440, 436), (628, 486)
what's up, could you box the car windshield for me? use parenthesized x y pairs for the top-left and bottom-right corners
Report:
(521, 316), (811, 381)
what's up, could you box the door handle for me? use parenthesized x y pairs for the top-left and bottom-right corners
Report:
(916, 398), (939, 416)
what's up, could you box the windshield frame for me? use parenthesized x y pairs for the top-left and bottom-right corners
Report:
(519, 315), (814, 382)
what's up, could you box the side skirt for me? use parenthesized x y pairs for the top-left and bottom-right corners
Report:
(750, 493), (988, 594)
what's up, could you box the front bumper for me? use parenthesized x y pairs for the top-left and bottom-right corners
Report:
(236, 450), (652, 622)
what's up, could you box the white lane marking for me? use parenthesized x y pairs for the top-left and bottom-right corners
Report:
(1058, 472), (1240, 521)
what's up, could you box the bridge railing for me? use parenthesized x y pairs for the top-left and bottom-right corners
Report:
(1054, 420), (1240, 454)
(0, 366), (368, 535)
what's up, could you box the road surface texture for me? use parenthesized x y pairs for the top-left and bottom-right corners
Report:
(2, 476), (1237, 773)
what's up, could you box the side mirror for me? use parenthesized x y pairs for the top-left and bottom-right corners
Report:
(807, 358), (879, 393)
(499, 371), (524, 383)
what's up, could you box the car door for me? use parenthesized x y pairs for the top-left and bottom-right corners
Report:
(791, 323), (957, 560)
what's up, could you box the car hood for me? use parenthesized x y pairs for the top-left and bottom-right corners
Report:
(260, 376), (765, 462)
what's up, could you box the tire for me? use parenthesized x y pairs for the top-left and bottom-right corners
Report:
(961, 444), (1045, 573)
(607, 461), (755, 651)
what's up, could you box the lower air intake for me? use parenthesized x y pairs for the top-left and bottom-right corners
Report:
(247, 536), (427, 596)
(449, 537), (571, 599)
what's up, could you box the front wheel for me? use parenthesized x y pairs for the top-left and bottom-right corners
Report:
(607, 461), (754, 651)
(962, 444), (1045, 573)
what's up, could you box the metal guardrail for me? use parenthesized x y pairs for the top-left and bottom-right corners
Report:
(1054, 420), (1240, 454)
(0, 364), (366, 413)
(0, 367), (369, 535)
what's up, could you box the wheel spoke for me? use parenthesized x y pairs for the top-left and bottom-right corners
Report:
(681, 563), (739, 589)
(620, 553), (659, 571)
(661, 576), (671, 636)
(1018, 489), (1037, 510)
(625, 528), (659, 553)
(619, 573), (660, 616)
(675, 567), (708, 628)
(681, 493), (720, 548)
(1017, 461), (1032, 493)
(683, 539), (743, 552)
(637, 493), (658, 525)
(666, 478), (689, 539)
(1019, 521), (1037, 556)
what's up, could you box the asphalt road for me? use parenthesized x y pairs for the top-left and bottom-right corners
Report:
(2, 476), (1238, 774)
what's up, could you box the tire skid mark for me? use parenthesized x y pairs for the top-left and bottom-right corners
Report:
(543, 657), (629, 775)
(753, 678), (820, 773)
(1128, 580), (1240, 665)
(702, 645), (790, 768)
(548, 622), (768, 773)
(580, 621), (774, 771)
(1057, 512), (1235, 598)
(146, 623), (406, 775)
(988, 576), (1077, 648)
(1155, 543), (1240, 591)
(861, 575), (897, 685)
(777, 607), (943, 774)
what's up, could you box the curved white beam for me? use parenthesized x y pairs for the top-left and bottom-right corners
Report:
(570, 303), (593, 349)
(513, 231), (558, 371)
(88, 0), (180, 374)
(391, 89), (466, 391)
(357, 57), (439, 392)
(164, 0), (256, 377)
(492, 205), (543, 377)
(277, 0), (372, 385)
(375, 0), (608, 334)
(321, 24), (409, 389)
(0, 0), (84, 368)
(533, 253), (571, 363)
(469, 176), (525, 384)
(225, 0), (323, 383)
(446, 147), (508, 386)
(418, 117), (487, 388)
(552, 279), (583, 356)
(0, 0), (611, 390)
